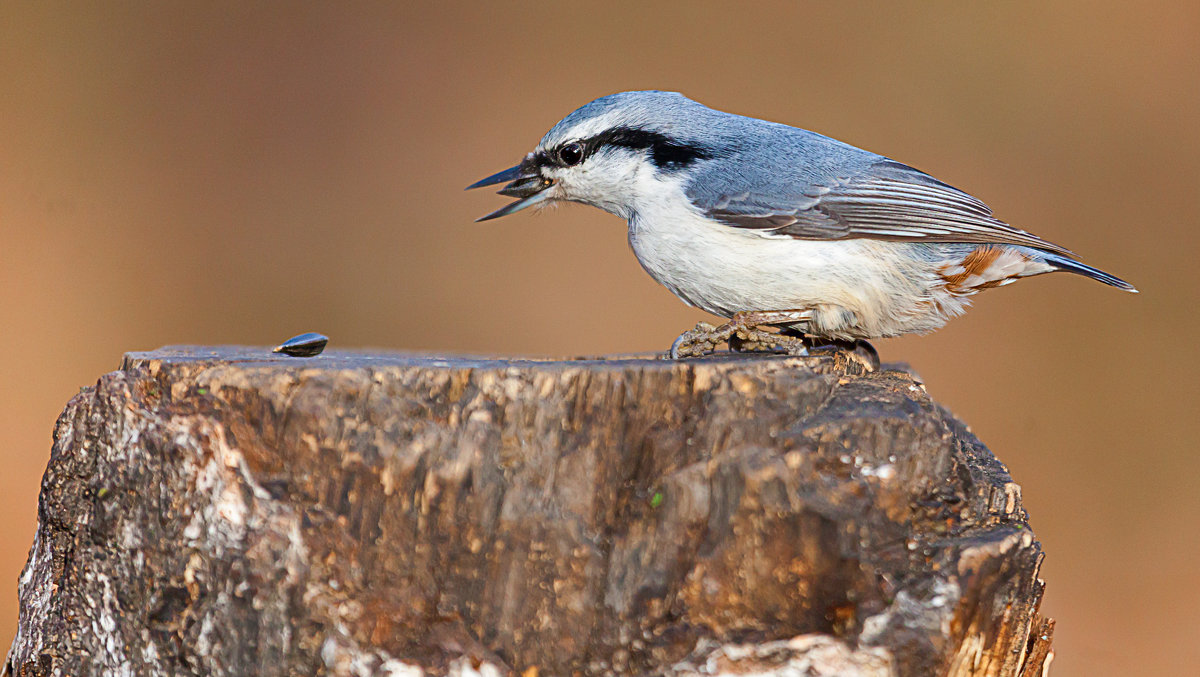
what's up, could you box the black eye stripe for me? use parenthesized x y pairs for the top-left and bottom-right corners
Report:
(581, 127), (714, 169)
(540, 127), (714, 171)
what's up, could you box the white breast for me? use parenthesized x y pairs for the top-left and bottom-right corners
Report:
(623, 179), (970, 339)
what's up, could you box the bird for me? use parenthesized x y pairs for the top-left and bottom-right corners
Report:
(466, 91), (1136, 363)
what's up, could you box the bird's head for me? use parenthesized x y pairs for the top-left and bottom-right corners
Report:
(467, 91), (723, 221)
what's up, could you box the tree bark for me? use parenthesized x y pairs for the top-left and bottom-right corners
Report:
(5, 347), (1053, 676)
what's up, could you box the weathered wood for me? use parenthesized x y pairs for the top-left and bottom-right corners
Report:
(5, 347), (1053, 676)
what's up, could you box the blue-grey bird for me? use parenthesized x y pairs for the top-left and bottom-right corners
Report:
(467, 91), (1136, 360)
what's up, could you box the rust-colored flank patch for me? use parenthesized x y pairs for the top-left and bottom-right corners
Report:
(939, 245), (1027, 295)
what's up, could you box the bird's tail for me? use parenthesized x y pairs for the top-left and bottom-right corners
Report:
(1038, 251), (1138, 293)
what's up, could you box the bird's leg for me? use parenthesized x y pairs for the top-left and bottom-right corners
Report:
(669, 309), (813, 359)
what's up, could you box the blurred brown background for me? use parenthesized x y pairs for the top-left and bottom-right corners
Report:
(1, 2), (1196, 674)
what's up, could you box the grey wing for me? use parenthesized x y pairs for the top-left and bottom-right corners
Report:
(693, 158), (1074, 257)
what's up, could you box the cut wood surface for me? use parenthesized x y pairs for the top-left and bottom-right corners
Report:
(5, 347), (1053, 676)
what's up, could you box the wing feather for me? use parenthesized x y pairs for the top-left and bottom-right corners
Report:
(696, 158), (1073, 256)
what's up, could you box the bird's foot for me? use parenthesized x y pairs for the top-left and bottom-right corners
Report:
(669, 310), (815, 359)
(799, 335), (881, 371)
(729, 329), (810, 356)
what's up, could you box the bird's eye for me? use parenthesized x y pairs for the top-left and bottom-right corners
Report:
(558, 142), (584, 166)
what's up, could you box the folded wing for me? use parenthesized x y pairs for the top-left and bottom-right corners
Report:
(693, 158), (1074, 257)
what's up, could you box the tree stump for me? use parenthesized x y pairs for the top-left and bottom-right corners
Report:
(4, 347), (1053, 676)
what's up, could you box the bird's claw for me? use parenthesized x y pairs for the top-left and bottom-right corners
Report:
(669, 322), (722, 359)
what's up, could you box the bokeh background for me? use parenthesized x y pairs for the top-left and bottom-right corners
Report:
(2, 3), (1196, 674)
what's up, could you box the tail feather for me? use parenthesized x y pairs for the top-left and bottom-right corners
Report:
(1038, 251), (1138, 293)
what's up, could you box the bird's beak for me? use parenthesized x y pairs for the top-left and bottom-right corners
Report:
(466, 156), (554, 222)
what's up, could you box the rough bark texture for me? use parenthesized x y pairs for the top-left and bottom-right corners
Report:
(5, 347), (1053, 676)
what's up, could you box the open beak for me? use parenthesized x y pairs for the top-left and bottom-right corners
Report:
(466, 156), (554, 222)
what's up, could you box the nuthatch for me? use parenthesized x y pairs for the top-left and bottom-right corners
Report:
(468, 91), (1135, 360)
